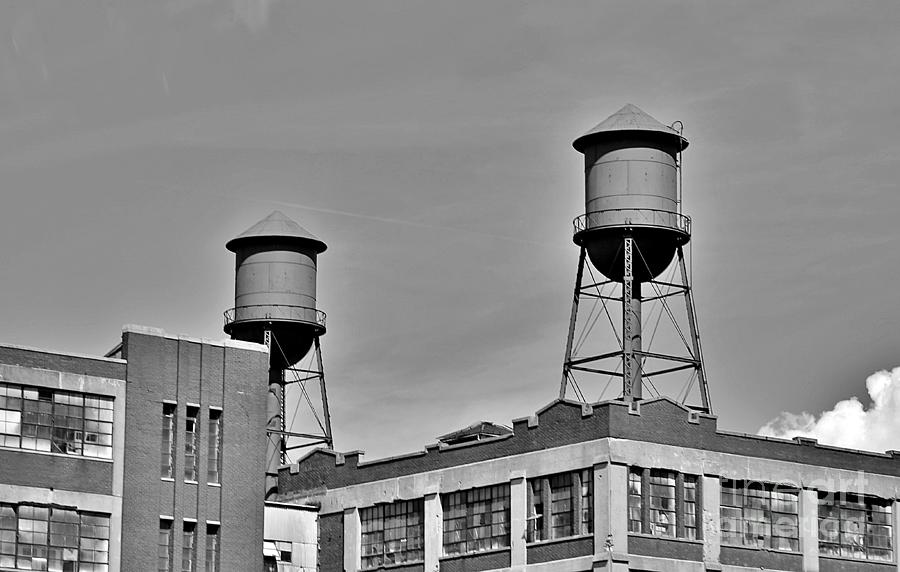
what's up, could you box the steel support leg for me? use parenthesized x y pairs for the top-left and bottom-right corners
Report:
(677, 246), (711, 412)
(560, 247), (587, 399)
(315, 336), (334, 448)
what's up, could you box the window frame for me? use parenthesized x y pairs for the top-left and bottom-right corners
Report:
(207, 409), (222, 485)
(159, 518), (174, 572)
(359, 499), (424, 569)
(441, 484), (510, 556)
(527, 468), (593, 543)
(719, 479), (799, 551)
(0, 502), (110, 572)
(818, 491), (893, 562)
(204, 523), (220, 572)
(182, 521), (197, 572)
(161, 403), (177, 479)
(0, 382), (113, 459)
(184, 406), (199, 482)
(627, 467), (701, 540)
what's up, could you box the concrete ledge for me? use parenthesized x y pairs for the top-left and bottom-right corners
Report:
(122, 324), (269, 353)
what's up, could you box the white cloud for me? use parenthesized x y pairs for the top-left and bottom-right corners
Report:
(759, 367), (900, 453)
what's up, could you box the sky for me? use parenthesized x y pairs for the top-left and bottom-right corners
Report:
(1, 1), (899, 461)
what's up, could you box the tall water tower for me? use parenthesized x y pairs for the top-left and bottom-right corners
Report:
(560, 104), (710, 411)
(224, 210), (333, 498)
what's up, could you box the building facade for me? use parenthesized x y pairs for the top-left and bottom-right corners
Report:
(0, 324), (270, 572)
(275, 398), (900, 572)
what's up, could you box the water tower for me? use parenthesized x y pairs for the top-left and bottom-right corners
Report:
(224, 210), (333, 498)
(560, 104), (711, 411)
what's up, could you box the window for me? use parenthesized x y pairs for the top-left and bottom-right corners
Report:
(205, 524), (219, 572)
(527, 469), (592, 542)
(360, 500), (424, 568)
(819, 492), (892, 561)
(185, 407), (199, 482)
(442, 484), (510, 555)
(161, 403), (176, 479)
(0, 503), (110, 572)
(0, 382), (113, 459)
(49, 508), (78, 571)
(627, 467), (700, 539)
(182, 521), (196, 572)
(159, 519), (173, 572)
(720, 480), (798, 551)
(80, 512), (111, 571)
(207, 409), (222, 484)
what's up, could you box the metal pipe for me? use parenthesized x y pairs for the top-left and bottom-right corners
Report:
(630, 282), (643, 400)
(265, 367), (284, 499)
(622, 238), (642, 401)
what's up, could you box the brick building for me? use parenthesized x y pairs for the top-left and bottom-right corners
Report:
(274, 397), (900, 572)
(0, 324), (269, 571)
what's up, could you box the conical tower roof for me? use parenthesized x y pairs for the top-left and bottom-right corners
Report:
(226, 210), (327, 253)
(573, 103), (688, 152)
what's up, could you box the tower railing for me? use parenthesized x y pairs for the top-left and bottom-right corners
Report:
(224, 305), (326, 329)
(573, 208), (691, 236)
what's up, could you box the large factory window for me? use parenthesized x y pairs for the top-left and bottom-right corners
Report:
(0, 382), (113, 459)
(442, 484), (510, 555)
(720, 480), (799, 551)
(0, 503), (110, 571)
(818, 492), (892, 561)
(360, 499), (424, 568)
(627, 467), (699, 539)
(527, 469), (592, 542)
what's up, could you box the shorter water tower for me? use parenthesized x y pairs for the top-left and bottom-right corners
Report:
(560, 104), (710, 411)
(224, 211), (333, 498)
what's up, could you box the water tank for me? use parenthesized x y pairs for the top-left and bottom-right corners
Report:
(572, 104), (690, 283)
(224, 210), (326, 368)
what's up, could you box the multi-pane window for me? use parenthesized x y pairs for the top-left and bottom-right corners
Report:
(720, 480), (798, 551)
(80, 513), (111, 571)
(204, 524), (220, 572)
(819, 492), (892, 561)
(649, 470), (676, 536)
(0, 382), (113, 459)
(527, 469), (593, 542)
(49, 508), (78, 571)
(207, 409), (222, 484)
(442, 484), (510, 555)
(184, 407), (199, 482)
(683, 476), (698, 540)
(627, 467), (700, 539)
(360, 500), (424, 568)
(161, 403), (176, 478)
(628, 469), (642, 533)
(159, 519), (174, 572)
(182, 521), (197, 572)
(0, 503), (110, 571)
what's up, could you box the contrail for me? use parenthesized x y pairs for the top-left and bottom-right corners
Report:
(135, 178), (545, 246)
(257, 196), (544, 246)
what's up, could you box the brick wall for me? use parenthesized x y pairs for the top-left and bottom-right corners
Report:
(317, 512), (344, 572)
(440, 549), (510, 572)
(120, 331), (268, 571)
(525, 538), (592, 564)
(0, 450), (112, 493)
(280, 398), (900, 496)
(0, 345), (125, 380)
